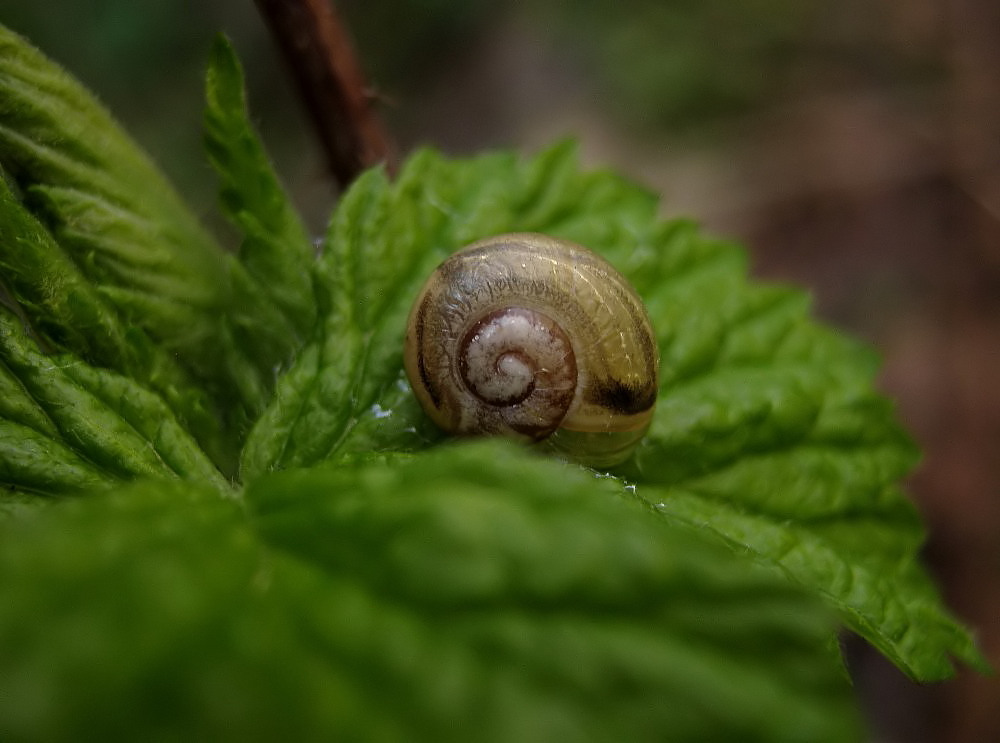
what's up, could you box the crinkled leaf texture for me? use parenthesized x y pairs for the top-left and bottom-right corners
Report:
(243, 141), (984, 681)
(0, 22), (986, 743)
(0, 444), (860, 742)
(0, 26), (311, 471)
(0, 314), (229, 496)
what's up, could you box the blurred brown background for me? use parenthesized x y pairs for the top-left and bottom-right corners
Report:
(4, 1), (998, 740)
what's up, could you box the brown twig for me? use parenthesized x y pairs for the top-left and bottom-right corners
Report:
(254, 0), (395, 189)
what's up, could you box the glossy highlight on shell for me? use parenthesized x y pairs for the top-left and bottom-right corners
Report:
(403, 233), (659, 467)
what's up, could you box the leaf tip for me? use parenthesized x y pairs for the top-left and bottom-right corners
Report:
(205, 33), (245, 112)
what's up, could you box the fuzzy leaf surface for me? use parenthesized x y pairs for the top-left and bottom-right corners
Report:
(0, 25), (300, 457)
(0, 306), (229, 497)
(203, 34), (317, 369)
(0, 170), (225, 460)
(0, 443), (860, 742)
(0, 25), (227, 356)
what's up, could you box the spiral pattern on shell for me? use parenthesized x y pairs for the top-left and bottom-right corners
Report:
(404, 233), (659, 466)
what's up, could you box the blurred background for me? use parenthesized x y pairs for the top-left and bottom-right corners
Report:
(3, 1), (998, 740)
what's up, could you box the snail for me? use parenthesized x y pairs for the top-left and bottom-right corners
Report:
(403, 233), (658, 467)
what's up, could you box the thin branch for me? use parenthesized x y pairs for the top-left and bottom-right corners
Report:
(255, 0), (395, 189)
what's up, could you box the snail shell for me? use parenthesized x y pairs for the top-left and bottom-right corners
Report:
(404, 233), (658, 467)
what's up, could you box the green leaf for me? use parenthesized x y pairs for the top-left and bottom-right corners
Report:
(0, 443), (861, 742)
(608, 221), (985, 679)
(0, 168), (225, 462)
(0, 25), (302, 458)
(240, 157), (450, 478)
(203, 35), (317, 345)
(0, 306), (229, 497)
(0, 488), (44, 519)
(243, 142), (982, 680)
(0, 24), (227, 355)
(241, 144), (636, 477)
